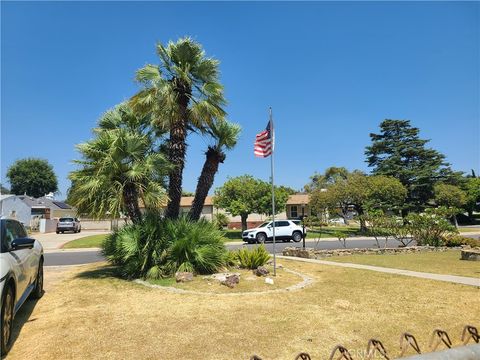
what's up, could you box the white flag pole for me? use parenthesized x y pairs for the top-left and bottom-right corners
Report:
(269, 107), (276, 276)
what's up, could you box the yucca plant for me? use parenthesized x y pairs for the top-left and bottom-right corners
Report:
(235, 245), (270, 270)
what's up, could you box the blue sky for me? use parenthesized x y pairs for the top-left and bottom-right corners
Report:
(1, 1), (479, 198)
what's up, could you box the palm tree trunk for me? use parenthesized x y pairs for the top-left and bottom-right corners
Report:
(123, 183), (142, 224)
(165, 91), (189, 219)
(189, 147), (224, 221)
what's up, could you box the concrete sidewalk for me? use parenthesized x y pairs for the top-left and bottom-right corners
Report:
(277, 255), (480, 287)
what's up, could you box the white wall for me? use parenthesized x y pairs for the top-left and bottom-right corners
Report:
(39, 219), (58, 233)
(0, 196), (31, 226)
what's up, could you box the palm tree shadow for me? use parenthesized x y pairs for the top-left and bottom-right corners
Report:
(3, 294), (42, 359)
(74, 265), (122, 280)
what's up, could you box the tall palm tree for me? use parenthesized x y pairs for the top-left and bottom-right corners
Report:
(69, 103), (170, 223)
(189, 120), (241, 221)
(131, 37), (226, 219)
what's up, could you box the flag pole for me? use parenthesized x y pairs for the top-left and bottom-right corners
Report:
(269, 107), (276, 276)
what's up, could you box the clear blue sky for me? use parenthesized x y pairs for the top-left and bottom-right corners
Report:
(2, 1), (479, 198)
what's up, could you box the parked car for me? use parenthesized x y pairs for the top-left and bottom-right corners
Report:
(242, 220), (306, 244)
(1, 218), (44, 355)
(56, 217), (81, 234)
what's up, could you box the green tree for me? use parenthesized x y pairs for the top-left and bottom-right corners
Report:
(462, 177), (480, 220)
(69, 103), (170, 223)
(214, 175), (261, 231)
(434, 183), (467, 227)
(131, 38), (226, 219)
(7, 158), (58, 198)
(365, 119), (454, 214)
(304, 166), (350, 192)
(189, 120), (241, 220)
(213, 175), (289, 231)
(255, 181), (290, 217)
(309, 172), (406, 230)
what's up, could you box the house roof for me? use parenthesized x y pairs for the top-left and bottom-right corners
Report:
(18, 196), (73, 211)
(0, 194), (14, 202)
(180, 196), (214, 207)
(286, 194), (310, 205)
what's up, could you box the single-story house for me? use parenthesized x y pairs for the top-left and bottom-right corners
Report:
(178, 196), (214, 221)
(19, 195), (77, 219)
(0, 195), (32, 226)
(286, 194), (311, 219)
(156, 193), (314, 228)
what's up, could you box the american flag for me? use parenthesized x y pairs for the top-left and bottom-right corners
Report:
(254, 119), (274, 157)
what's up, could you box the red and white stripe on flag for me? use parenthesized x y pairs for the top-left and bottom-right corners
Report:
(254, 120), (273, 158)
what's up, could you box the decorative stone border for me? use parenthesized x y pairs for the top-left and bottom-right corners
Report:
(282, 245), (464, 259)
(133, 267), (314, 296)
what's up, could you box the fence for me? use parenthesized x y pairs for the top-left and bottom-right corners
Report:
(249, 325), (479, 360)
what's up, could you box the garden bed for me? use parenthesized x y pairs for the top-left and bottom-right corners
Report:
(139, 265), (312, 294)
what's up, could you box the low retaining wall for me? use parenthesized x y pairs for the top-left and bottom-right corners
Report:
(282, 246), (459, 259)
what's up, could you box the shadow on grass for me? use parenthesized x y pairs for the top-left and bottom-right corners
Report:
(4, 293), (42, 359)
(74, 265), (122, 280)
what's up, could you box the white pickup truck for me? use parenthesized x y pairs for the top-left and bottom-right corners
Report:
(242, 220), (305, 244)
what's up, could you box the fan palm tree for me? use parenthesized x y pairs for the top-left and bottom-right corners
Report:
(189, 120), (241, 221)
(69, 103), (170, 223)
(130, 37), (226, 219)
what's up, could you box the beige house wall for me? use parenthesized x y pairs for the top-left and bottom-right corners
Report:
(286, 204), (313, 219)
(51, 209), (77, 219)
(179, 205), (214, 221)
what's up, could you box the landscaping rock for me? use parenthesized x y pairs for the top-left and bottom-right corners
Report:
(460, 249), (480, 261)
(221, 274), (240, 288)
(253, 266), (269, 277)
(282, 246), (452, 259)
(265, 277), (274, 285)
(175, 272), (193, 283)
(210, 272), (240, 283)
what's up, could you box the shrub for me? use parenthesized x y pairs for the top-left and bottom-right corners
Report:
(102, 213), (227, 279)
(406, 208), (457, 247)
(235, 245), (270, 269)
(224, 250), (238, 267)
(444, 234), (480, 248)
(213, 213), (230, 230)
(163, 217), (227, 274)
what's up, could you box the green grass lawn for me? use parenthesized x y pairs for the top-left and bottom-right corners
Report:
(63, 234), (108, 249)
(327, 250), (480, 278)
(458, 227), (480, 233)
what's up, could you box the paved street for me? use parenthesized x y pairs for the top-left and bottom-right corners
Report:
(43, 238), (406, 267)
(43, 233), (480, 267)
(44, 250), (104, 266)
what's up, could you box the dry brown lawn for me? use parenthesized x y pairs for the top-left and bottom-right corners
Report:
(6, 259), (480, 360)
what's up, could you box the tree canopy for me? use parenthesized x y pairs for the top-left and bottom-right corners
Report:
(213, 175), (290, 231)
(131, 37), (227, 219)
(309, 170), (406, 230)
(69, 103), (170, 222)
(7, 158), (58, 198)
(365, 119), (455, 213)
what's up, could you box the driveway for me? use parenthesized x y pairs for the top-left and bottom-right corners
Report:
(33, 230), (110, 251)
